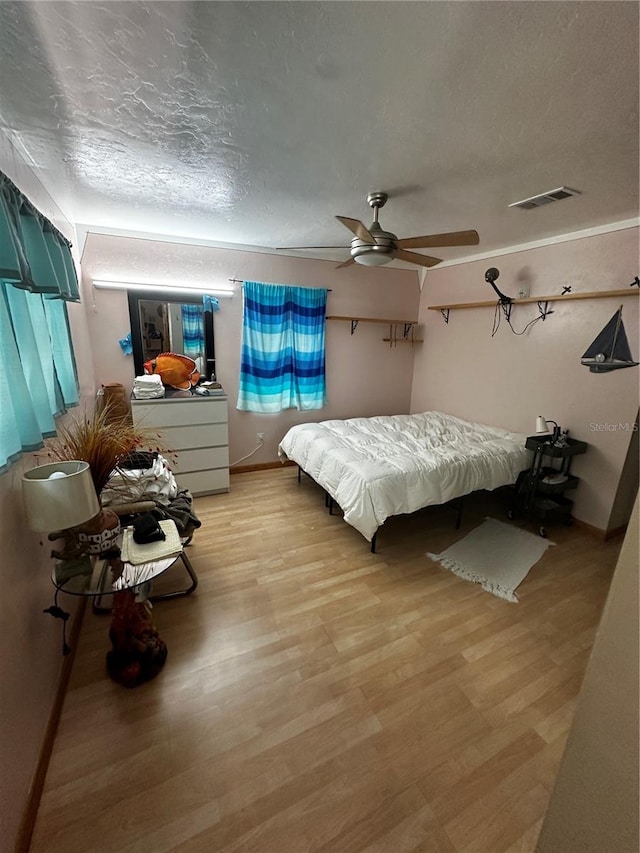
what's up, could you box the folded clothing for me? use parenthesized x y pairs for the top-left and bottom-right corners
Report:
(133, 374), (164, 399)
(101, 454), (178, 507)
(150, 488), (202, 537)
(121, 519), (183, 565)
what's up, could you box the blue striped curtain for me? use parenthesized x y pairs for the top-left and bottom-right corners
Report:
(181, 303), (204, 358)
(237, 281), (327, 413)
(0, 170), (79, 473)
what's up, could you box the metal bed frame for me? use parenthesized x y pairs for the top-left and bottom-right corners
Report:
(296, 464), (464, 553)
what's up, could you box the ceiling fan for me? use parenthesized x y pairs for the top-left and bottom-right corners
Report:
(278, 191), (479, 269)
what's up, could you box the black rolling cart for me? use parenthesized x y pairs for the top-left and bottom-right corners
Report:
(508, 435), (588, 538)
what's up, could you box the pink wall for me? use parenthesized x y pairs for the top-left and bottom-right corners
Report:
(0, 136), (96, 852)
(80, 234), (421, 465)
(411, 227), (640, 532)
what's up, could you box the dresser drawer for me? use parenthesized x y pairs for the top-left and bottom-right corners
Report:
(179, 468), (230, 496)
(133, 397), (227, 428)
(172, 446), (229, 475)
(155, 423), (228, 451)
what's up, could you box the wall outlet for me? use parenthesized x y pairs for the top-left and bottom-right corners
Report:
(257, 432), (265, 443)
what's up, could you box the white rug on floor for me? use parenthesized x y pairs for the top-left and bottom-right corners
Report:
(426, 517), (554, 602)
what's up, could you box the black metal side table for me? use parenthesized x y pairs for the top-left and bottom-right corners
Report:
(508, 435), (588, 537)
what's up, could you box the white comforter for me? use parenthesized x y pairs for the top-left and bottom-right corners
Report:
(278, 411), (530, 541)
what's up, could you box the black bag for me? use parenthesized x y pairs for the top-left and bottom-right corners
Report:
(132, 512), (166, 544)
(120, 451), (158, 471)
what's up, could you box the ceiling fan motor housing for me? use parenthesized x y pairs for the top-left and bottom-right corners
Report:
(351, 220), (398, 266)
(335, 189), (477, 268)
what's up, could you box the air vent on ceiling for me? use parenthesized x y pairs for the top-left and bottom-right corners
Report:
(509, 186), (581, 210)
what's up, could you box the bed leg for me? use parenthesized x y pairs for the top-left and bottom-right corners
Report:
(324, 491), (329, 508)
(328, 496), (334, 515)
(371, 531), (378, 554)
(297, 465), (301, 483)
(455, 496), (464, 530)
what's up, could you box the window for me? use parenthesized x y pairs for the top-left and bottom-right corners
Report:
(0, 171), (80, 472)
(237, 281), (327, 413)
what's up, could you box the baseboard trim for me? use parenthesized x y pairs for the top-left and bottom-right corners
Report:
(15, 598), (86, 853)
(230, 460), (296, 475)
(603, 524), (628, 542)
(572, 518), (627, 541)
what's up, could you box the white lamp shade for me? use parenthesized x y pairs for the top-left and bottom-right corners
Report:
(22, 461), (100, 532)
(535, 416), (550, 434)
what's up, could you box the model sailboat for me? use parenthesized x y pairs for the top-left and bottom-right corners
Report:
(581, 305), (638, 373)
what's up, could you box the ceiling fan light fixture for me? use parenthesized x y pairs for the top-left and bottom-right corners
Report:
(330, 191), (478, 270)
(352, 248), (395, 266)
(350, 227), (397, 266)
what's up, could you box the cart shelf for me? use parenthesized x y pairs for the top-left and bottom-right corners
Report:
(510, 435), (587, 537)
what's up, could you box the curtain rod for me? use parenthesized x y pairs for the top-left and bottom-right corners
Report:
(229, 278), (332, 291)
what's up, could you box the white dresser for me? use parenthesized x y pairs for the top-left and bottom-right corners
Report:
(131, 393), (229, 496)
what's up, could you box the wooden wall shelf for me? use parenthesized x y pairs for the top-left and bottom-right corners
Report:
(326, 315), (419, 338)
(326, 315), (417, 325)
(428, 288), (639, 313)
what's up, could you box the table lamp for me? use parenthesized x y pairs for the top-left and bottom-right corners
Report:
(535, 416), (561, 443)
(22, 460), (119, 559)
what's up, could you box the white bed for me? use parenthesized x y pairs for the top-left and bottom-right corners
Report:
(278, 411), (530, 544)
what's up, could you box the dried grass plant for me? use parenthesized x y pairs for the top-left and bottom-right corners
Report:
(45, 401), (165, 498)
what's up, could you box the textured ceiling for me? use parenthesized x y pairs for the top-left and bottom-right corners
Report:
(0, 1), (638, 266)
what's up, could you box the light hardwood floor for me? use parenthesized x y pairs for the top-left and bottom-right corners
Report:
(30, 468), (621, 853)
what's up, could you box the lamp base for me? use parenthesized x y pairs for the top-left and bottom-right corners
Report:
(49, 508), (121, 561)
(75, 508), (121, 555)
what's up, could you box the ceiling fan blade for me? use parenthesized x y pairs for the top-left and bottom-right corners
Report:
(275, 245), (347, 250)
(335, 216), (374, 243)
(398, 229), (479, 249)
(336, 257), (356, 269)
(395, 249), (443, 268)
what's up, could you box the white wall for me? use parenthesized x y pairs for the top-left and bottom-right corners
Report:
(411, 227), (640, 532)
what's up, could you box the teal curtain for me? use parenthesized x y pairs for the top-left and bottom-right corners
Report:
(237, 281), (327, 413)
(181, 303), (204, 358)
(0, 172), (80, 300)
(0, 170), (80, 472)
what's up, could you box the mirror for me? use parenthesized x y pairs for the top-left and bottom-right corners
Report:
(127, 290), (216, 380)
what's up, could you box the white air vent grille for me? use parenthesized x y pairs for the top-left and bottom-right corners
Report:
(509, 187), (581, 210)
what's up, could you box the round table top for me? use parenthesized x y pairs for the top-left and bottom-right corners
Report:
(52, 552), (180, 597)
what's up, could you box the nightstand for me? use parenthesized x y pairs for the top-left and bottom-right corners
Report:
(509, 435), (588, 537)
